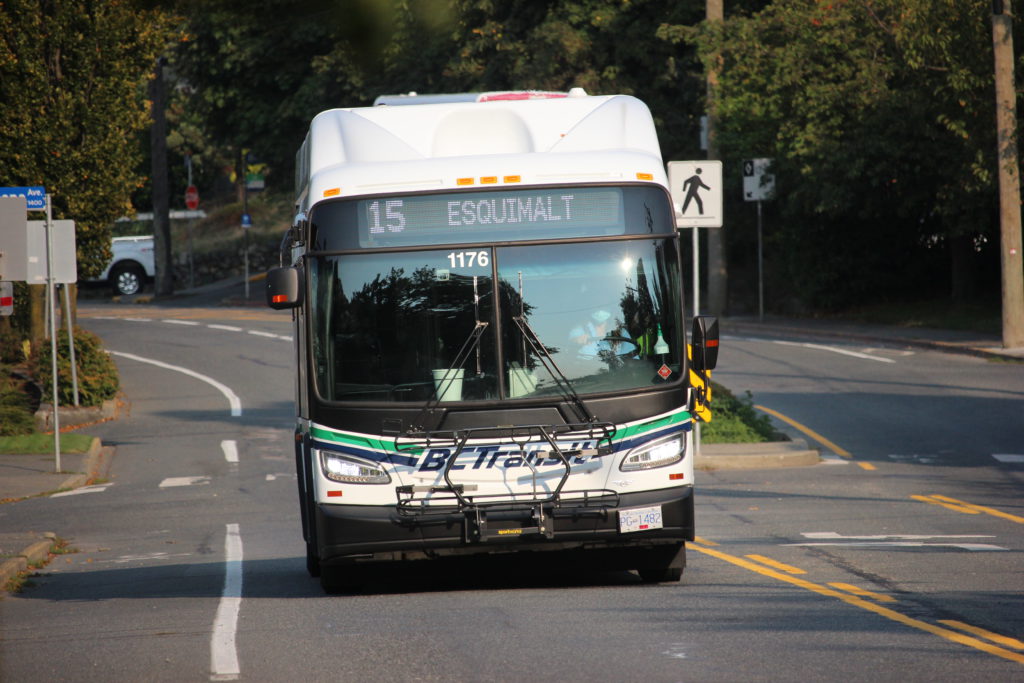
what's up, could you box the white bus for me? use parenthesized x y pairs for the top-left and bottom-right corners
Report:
(266, 90), (719, 592)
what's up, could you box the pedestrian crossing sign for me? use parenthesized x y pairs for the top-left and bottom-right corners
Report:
(668, 160), (722, 228)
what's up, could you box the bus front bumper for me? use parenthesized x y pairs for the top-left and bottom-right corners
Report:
(315, 486), (694, 567)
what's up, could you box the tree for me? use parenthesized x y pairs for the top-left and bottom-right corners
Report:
(686, 0), (1009, 311)
(0, 0), (176, 349)
(173, 0), (343, 193)
(0, 0), (176, 280)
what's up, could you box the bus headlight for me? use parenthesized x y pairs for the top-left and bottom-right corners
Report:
(318, 449), (391, 484)
(619, 435), (684, 472)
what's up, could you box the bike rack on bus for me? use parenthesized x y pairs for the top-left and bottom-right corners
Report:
(394, 421), (618, 543)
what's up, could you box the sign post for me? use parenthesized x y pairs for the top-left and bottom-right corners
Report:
(743, 158), (775, 322)
(0, 187), (81, 472)
(667, 160), (722, 464)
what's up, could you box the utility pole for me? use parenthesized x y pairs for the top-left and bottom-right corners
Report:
(150, 56), (173, 297)
(705, 0), (728, 317)
(992, 0), (1024, 348)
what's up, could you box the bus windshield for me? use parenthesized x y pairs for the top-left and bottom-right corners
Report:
(309, 238), (683, 403)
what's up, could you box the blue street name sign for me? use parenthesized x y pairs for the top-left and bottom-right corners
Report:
(0, 186), (46, 210)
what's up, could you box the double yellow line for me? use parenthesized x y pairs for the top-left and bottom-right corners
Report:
(913, 494), (1024, 524)
(689, 539), (1024, 664)
(754, 404), (877, 470)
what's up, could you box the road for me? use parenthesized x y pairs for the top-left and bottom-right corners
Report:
(1, 305), (1022, 681)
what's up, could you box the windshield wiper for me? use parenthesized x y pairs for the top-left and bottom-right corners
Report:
(512, 315), (597, 425)
(407, 321), (489, 434)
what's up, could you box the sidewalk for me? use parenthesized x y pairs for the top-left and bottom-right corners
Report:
(0, 438), (110, 590)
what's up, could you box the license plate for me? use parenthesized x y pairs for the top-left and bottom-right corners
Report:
(618, 505), (663, 533)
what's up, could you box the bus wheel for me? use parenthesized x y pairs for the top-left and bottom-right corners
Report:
(637, 542), (686, 583)
(306, 542), (320, 577)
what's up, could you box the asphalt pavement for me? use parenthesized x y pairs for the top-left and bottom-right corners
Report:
(2, 275), (1022, 589)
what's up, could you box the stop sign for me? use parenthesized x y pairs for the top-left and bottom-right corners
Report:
(185, 185), (199, 210)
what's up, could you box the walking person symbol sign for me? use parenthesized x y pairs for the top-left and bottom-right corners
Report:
(668, 160), (722, 228)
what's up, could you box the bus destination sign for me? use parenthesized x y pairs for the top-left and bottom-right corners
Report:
(358, 187), (623, 246)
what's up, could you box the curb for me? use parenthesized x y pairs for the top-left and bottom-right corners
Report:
(1, 532), (56, 593)
(34, 399), (119, 433)
(55, 436), (104, 491)
(696, 439), (819, 470)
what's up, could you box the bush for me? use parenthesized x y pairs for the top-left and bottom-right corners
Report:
(701, 382), (782, 444)
(34, 327), (119, 407)
(0, 365), (36, 436)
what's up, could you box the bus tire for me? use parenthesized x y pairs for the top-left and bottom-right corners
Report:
(637, 542), (686, 583)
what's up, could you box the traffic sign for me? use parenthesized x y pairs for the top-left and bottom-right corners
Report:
(0, 186), (46, 210)
(241, 213), (252, 229)
(185, 185), (199, 210)
(668, 160), (723, 228)
(26, 220), (77, 284)
(0, 281), (12, 316)
(743, 158), (775, 201)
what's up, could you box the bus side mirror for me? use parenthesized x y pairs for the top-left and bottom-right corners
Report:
(691, 315), (719, 372)
(265, 266), (303, 309)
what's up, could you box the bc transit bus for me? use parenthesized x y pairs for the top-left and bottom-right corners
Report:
(265, 90), (719, 592)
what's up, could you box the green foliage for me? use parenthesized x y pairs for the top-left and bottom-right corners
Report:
(0, 433), (95, 454)
(701, 382), (780, 444)
(681, 0), (1003, 310)
(35, 328), (119, 408)
(0, 1), (177, 281)
(0, 365), (36, 436)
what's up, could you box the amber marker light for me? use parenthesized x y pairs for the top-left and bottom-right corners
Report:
(636, 172), (654, 181)
(481, 176), (498, 184)
(323, 188), (341, 197)
(504, 175), (521, 183)
(457, 177), (474, 186)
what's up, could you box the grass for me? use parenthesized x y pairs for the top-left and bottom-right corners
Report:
(701, 382), (784, 444)
(0, 433), (95, 455)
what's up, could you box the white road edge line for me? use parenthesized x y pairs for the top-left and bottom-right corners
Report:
(211, 523), (243, 680)
(772, 340), (896, 363)
(208, 324), (243, 332)
(108, 351), (242, 417)
(222, 440), (239, 464)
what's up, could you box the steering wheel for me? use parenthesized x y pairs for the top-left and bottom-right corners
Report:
(602, 335), (639, 357)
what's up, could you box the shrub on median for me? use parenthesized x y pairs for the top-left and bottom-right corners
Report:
(0, 365), (35, 436)
(34, 327), (119, 408)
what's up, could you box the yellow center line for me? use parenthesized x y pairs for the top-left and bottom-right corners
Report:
(745, 554), (806, 574)
(939, 620), (1024, 650)
(692, 535), (719, 547)
(857, 462), (877, 471)
(828, 582), (897, 603)
(911, 495), (982, 515)
(754, 404), (852, 458)
(927, 494), (1024, 525)
(688, 541), (1024, 664)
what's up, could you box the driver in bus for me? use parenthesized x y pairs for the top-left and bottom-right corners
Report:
(569, 309), (633, 359)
